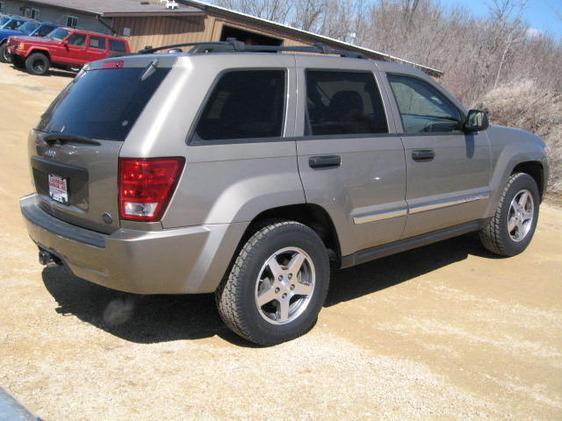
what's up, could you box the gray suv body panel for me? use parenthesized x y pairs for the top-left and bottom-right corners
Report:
(20, 52), (548, 294)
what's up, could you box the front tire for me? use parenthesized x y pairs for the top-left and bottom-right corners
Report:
(216, 221), (330, 346)
(479, 173), (540, 256)
(25, 52), (50, 76)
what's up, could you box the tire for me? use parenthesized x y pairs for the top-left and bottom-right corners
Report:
(25, 52), (50, 76)
(479, 172), (540, 257)
(216, 221), (330, 346)
(0, 43), (10, 63)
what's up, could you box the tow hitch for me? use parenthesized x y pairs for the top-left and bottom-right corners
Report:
(38, 248), (62, 266)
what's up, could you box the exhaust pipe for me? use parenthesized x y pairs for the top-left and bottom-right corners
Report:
(38, 249), (61, 266)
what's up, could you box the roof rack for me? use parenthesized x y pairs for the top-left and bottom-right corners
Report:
(138, 38), (366, 59)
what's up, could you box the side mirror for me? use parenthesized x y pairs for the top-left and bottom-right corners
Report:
(61, 40), (68, 47)
(464, 109), (489, 133)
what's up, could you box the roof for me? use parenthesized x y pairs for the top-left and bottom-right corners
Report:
(178, 0), (442, 77)
(26, 0), (203, 17)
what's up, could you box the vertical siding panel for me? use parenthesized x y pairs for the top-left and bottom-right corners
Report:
(115, 13), (318, 52)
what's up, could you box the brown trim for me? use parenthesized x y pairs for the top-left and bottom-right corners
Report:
(103, 11), (205, 18)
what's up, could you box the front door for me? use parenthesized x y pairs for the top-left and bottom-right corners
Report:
(385, 73), (492, 238)
(295, 57), (407, 259)
(63, 32), (87, 66)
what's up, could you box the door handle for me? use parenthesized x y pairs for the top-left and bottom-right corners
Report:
(412, 149), (435, 162)
(309, 155), (341, 169)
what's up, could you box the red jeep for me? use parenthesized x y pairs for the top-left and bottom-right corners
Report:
(6, 27), (130, 75)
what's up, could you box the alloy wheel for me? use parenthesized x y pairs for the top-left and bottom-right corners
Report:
(254, 247), (315, 325)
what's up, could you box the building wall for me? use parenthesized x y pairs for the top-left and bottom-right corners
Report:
(112, 15), (214, 52)
(112, 13), (313, 53)
(1, 0), (111, 33)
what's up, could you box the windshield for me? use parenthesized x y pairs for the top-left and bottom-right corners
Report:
(38, 67), (171, 141)
(0, 17), (9, 28)
(17, 21), (39, 35)
(47, 28), (69, 41)
(4, 19), (24, 30)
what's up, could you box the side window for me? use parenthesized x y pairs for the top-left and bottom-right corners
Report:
(305, 70), (388, 136)
(194, 70), (285, 141)
(6, 19), (24, 29)
(38, 25), (56, 37)
(89, 36), (105, 49)
(67, 33), (86, 46)
(387, 74), (462, 134)
(108, 39), (126, 52)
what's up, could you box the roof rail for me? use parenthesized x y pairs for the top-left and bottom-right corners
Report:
(138, 38), (366, 59)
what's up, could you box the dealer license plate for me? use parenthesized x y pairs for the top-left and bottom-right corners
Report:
(48, 174), (69, 205)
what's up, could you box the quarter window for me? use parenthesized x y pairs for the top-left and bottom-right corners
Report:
(387, 74), (462, 134)
(194, 70), (285, 141)
(305, 70), (388, 136)
(108, 39), (126, 52)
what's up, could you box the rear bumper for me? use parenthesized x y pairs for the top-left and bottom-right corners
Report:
(20, 194), (247, 294)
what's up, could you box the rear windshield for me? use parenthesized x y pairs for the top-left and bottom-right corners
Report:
(38, 67), (170, 141)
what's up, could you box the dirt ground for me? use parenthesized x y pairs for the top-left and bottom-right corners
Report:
(0, 64), (561, 420)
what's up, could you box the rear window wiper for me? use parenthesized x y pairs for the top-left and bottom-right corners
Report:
(42, 133), (101, 146)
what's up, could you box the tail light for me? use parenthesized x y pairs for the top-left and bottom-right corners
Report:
(118, 157), (184, 222)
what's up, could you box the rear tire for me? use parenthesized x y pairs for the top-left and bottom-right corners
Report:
(216, 221), (330, 346)
(479, 173), (540, 256)
(25, 52), (50, 76)
(0, 43), (11, 63)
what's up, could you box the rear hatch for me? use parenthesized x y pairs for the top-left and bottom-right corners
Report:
(29, 58), (172, 234)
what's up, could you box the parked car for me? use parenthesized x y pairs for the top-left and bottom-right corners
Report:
(6, 27), (130, 75)
(0, 15), (28, 30)
(20, 41), (549, 345)
(0, 21), (59, 63)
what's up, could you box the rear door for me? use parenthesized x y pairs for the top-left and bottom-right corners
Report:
(86, 35), (107, 62)
(384, 73), (492, 238)
(29, 61), (172, 233)
(295, 56), (407, 258)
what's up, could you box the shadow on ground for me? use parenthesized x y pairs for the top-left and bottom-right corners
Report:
(10, 64), (76, 78)
(42, 233), (495, 345)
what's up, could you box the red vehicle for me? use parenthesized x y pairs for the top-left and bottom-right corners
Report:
(6, 27), (130, 75)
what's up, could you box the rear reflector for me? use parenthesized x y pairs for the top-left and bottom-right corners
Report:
(118, 157), (184, 222)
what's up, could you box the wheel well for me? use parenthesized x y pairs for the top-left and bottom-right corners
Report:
(28, 49), (50, 60)
(242, 204), (341, 264)
(512, 161), (545, 199)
